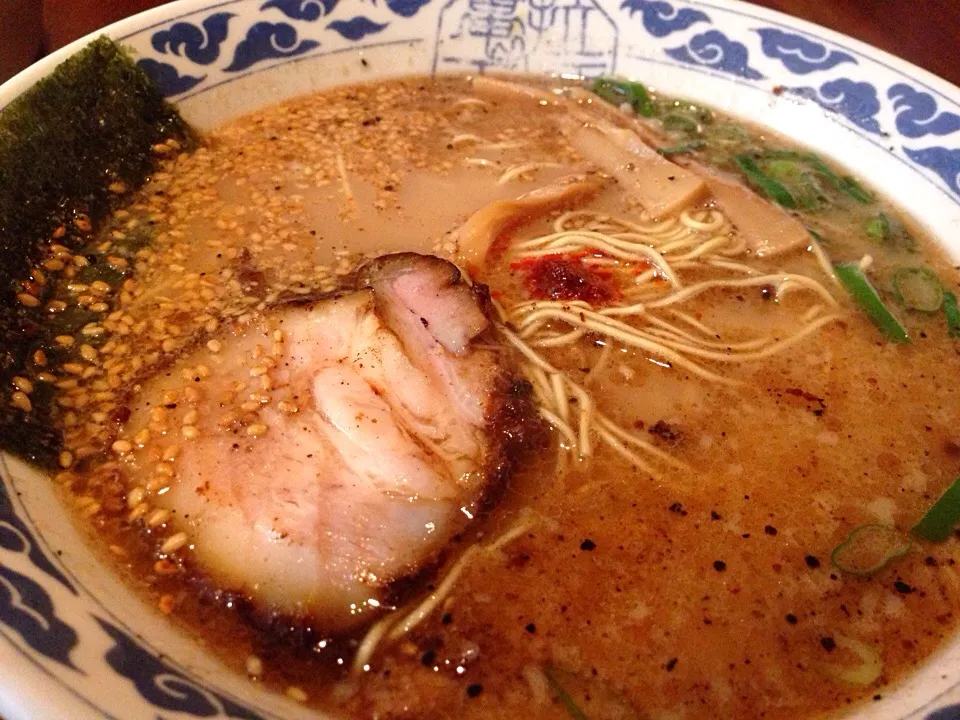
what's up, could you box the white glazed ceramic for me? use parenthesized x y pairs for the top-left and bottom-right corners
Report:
(2, 1), (960, 718)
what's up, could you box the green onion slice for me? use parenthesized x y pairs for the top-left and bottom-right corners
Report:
(891, 266), (944, 313)
(543, 667), (589, 720)
(834, 263), (910, 343)
(657, 140), (706, 156)
(734, 155), (796, 208)
(831, 524), (911, 576)
(591, 77), (655, 117)
(822, 636), (883, 686)
(864, 212), (892, 242)
(944, 290), (960, 339)
(912, 475), (960, 541)
(757, 150), (873, 204)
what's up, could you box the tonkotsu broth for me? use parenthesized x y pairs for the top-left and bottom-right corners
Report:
(47, 74), (960, 719)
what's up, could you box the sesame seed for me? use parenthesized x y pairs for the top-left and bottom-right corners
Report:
(80, 344), (98, 362)
(134, 429), (151, 447)
(55, 335), (76, 347)
(285, 687), (308, 703)
(246, 424), (268, 437)
(158, 594), (175, 614)
(206, 339), (222, 353)
(59, 451), (74, 469)
(128, 503), (150, 521)
(10, 392), (32, 412)
(181, 425), (200, 440)
(112, 440), (133, 454)
(33, 350), (47, 366)
(160, 532), (189, 554)
(12, 376), (34, 394)
(246, 654), (264, 677)
(17, 293), (40, 308)
(127, 486), (146, 509)
(147, 508), (171, 527)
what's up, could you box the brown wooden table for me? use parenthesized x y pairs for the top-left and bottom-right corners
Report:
(1, 0), (959, 87)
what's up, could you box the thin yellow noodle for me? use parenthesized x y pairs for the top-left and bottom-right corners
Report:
(449, 133), (485, 147)
(497, 162), (562, 185)
(667, 235), (737, 261)
(386, 546), (481, 643)
(802, 304), (824, 323)
(335, 151), (353, 202)
(593, 423), (657, 476)
(644, 316), (771, 351)
(640, 274), (837, 310)
(352, 614), (395, 673)
(564, 379), (594, 456)
(533, 329), (586, 348)
(809, 238), (840, 286)
(679, 209), (726, 233)
(453, 97), (489, 109)
(632, 313), (841, 363)
(463, 157), (495, 167)
(668, 309), (720, 337)
(516, 307), (732, 383)
(596, 415), (690, 470)
(702, 258), (759, 275)
(644, 324), (772, 352)
(538, 406), (578, 449)
(585, 342), (613, 386)
(551, 373), (569, 425)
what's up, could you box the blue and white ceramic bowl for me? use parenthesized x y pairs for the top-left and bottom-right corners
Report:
(2, 1), (960, 718)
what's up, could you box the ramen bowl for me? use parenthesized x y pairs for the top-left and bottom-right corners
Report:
(2, 1), (960, 718)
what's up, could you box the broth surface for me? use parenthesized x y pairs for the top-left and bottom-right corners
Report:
(44, 75), (960, 719)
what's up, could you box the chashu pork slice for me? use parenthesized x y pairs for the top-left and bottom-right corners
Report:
(121, 253), (539, 631)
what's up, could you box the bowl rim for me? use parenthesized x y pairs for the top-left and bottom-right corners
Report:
(2, 2), (960, 720)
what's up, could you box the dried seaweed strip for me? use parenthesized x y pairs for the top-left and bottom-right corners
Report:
(0, 37), (195, 467)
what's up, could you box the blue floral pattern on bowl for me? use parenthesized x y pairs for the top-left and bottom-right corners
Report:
(2, 0), (960, 718)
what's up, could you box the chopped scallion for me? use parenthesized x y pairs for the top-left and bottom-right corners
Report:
(944, 291), (960, 339)
(891, 266), (943, 313)
(834, 263), (910, 343)
(544, 667), (589, 720)
(591, 77), (655, 117)
(734, 155), (796, 208)
(657, 140), (706, 156)
(912, 475), (960, 542)
(661, 113), (699, 133)
(831, 525), (911, 576)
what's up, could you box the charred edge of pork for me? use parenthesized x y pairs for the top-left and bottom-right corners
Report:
(0, 36), (195, 467)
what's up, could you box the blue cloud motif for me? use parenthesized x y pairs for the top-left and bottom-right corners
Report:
(136, 59), (205, 97)
(786, 79), (881, 135)
(224, 22), (320, 73)
(96, 617), (265, 719)
(0, 565), (80, 670)
(327, 16), (389, 40)
(928, 705), (960, 720)
(755, 28), (855, 75)
(904, 145), (960, 199)
(0, 472), (75, 594)
(666, 30), (764, 80)
(619, 0), (710, 38)
(150, 12), (234, 65)
(889, 83), (960, 139)
(260, 0), (339, 21)
(386, 0), (433, 18)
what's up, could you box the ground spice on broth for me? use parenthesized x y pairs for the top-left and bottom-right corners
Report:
(41, 74), (960, 719)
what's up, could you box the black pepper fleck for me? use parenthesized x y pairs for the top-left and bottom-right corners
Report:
(805, 555), (821, 569)
(524, 623), (536, 634)
(894, 579), (914, 594)
(713, 560), (727, 572)
(580, 539), (596, 551)
(764, 525), (778, 536)
(466, 684), (483, 698)
(785, 613), (798, 625)
(820, 637), (836, 652)
(664, 657), (678, 671)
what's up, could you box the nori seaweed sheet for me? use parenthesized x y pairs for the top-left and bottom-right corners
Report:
(0, 37), (195, 468)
